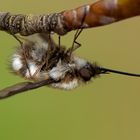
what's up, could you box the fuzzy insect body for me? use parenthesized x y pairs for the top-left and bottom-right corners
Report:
(0, 0), (140, 36)
(12, 34), (105, 90)
(11, 33), (140, 90)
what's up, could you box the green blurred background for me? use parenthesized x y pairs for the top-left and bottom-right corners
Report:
(0, 0), (140, 140)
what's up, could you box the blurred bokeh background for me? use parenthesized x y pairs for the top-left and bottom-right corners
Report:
(0, 0), (140, 140)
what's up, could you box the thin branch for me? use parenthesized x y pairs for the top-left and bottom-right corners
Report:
(0, 79), (57, 99)
(0, 0), (140, 36)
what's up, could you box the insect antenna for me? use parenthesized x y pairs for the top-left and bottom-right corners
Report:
(99, 67), (140, 77)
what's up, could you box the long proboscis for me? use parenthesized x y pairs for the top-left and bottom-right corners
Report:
(100, 67), (140, 77)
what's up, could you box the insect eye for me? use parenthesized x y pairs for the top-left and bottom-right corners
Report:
(79, 67), (92, 81)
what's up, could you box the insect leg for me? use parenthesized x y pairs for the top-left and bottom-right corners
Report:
(58, 35), (61, 48)
(12, 34), (32, 78)
(45, 33), (55, 69)
(32, 33), (58, 77)
(69, 6), (87, 55)
(67, 28), (83, 57)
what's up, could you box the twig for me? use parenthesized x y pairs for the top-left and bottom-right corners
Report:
(0, 0), (140, 36)
(0, 79), (57, 99)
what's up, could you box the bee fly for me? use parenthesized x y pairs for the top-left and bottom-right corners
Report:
(11, 33), (140, 90)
